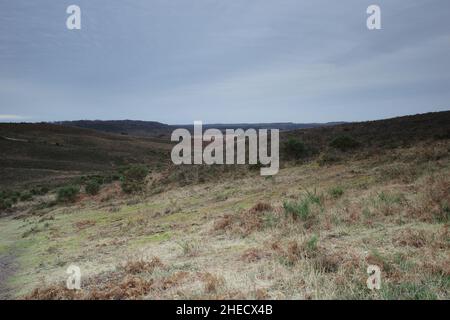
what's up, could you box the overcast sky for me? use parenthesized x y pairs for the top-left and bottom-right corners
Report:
(1, 0), (449, 124)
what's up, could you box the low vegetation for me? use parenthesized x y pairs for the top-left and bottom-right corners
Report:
(56, 185), (79, 203)
(283, 138), (309, 160)
(85, 180), (101, 196)
(329, 135), (360, 151)
(0, 111), (449, 300)
(120, 165), (149, 194)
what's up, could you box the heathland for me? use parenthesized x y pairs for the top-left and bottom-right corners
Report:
(0, 111), (448, 299)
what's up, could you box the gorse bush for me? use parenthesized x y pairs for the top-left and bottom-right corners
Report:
(57, 185), (79, 203)
(283, 138), (308, 159)
(85, 180), (101, 195)
(120, 164), (149, 194)
(0, 190), (21, 210)
(329, 135), (360, 151)
(0, 190), (20, 204)
(0, 187), (50, 209)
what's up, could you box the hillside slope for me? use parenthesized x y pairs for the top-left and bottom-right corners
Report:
(0, 123), (172, 188)
(283, 111), (450, 149)
(56, 120), (171, 138)
(1, 111), (448, 188)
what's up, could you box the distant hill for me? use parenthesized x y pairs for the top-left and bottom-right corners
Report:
(1, 111), (448, 188)
(0, 123), (172, 188)
(176, 122), (346, 133)
(283, 111), (450, 150)
(56, 120), (347, 137)
(56, 120), (171, 138)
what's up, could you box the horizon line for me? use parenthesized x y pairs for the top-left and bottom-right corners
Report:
(1, 110), (449, 126)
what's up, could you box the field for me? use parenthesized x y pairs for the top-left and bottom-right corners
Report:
(0, 112), (449, 299)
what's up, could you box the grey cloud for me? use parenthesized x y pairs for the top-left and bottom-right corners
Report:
(0, 0), (449, 123)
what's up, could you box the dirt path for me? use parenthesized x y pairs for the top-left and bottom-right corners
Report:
(0, 251), (18, 299)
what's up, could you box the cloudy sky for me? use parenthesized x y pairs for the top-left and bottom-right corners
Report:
(1, 0), (449, 124)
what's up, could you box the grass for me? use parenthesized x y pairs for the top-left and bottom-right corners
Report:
(380, 279), (445, 300)
(328, 186), (344, 199)
(176, 240), (200, 257)
(3, 156), (449, 299)
(282, 189), (323, 222)
(305, 234), (319, 252)
(283, 200), (310, 220)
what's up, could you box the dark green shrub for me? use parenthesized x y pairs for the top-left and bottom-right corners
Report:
(40, 186), (50, 195)
(0, 190), (20, 208)
(1, 191), (20, 204)
(329, 135), (360, 151)
(57, 185), (79, 203)
(30, 186), (50, 196)
(283, 138), (308, 159)
(85, 180), (101, 195)
(89, 175), (105, 185)
(20, 192), (33, 201)
(121, 165), (148, 194)
(0, 198), (13, 210)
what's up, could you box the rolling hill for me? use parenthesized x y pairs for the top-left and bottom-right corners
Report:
(56, 119), (347, 138)
(0, 123), (172, 188)
(1, 111), (449, 188)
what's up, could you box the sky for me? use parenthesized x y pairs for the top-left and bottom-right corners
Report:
(0, 0), (449, 124)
